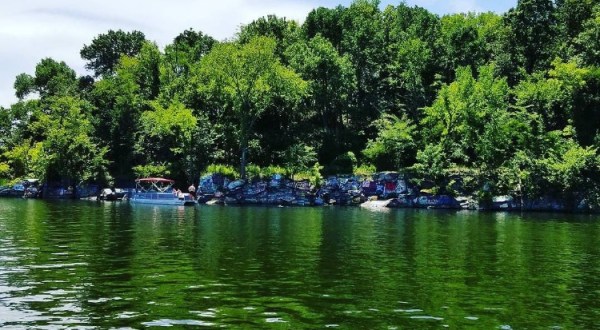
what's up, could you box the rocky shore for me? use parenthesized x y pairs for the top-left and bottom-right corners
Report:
(197, 172), (595, 212)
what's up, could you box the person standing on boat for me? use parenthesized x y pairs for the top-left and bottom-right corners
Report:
(188, 183), (196, 199)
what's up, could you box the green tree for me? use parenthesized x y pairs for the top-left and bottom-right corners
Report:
(363, 113), (416, 170)
(543, 134), (600, 207)
(422, 65), (510, 165)
(196, 36), (307, 178)
(556, 0), (596, 50)
(505, 0), (558, 73)
(572, 7), (600, 66)
(302, 6), (346, 50)
(80, 29), (146, 77)
(136, 100), (198, 181)
(281, 143), (318, 179)
(161, 29), (217, 100)
(14, 58), (78, 100)
(87, 55), (145, 180)
(286, 35), (355, 161)
(514, 59), (599, 144)
(238, 15), (300, 60)
(380, 3), (440, 118)
(31, 96), (108, 183)
(340, 0), (384, 129)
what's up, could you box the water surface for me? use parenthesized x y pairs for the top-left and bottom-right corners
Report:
(1, 199), (599, 329)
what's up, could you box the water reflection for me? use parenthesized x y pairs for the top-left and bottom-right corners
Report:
(1, 199), (600, 329)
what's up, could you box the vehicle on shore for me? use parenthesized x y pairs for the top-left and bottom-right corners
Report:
(129, 178), (196, 206)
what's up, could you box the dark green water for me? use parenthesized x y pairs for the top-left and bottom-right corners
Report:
(1, 199), (600, 329)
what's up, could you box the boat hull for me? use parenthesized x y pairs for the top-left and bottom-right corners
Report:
(129, 192), (196, 206)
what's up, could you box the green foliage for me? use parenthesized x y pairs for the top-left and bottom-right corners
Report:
(196, 36), (307, 178)
(422, 64), (509, 166)
(505, 0), (558, 73)
(80, 29), (146, 77)
(412, 144), (448, 185)
(286, 34), (355, 160)
(353, 163), (376, 177)
(14, 96), (109, 183)
(363, 113), (415, 170)
(133, 163), (170, 178)
(238, 15), (300, 60)
(14, 58), (78, 101)
(203, 164), (239, 178)
(572, 7), (600, 66)
(281, 143), (318, 178)
(325, 151), (357, 175)
(294, 162), (324, 186)
(136, 100), (197, 182)
(4, 2), (600, 209)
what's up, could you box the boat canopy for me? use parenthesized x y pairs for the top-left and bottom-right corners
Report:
(135, 177), (175, 183)
(135, 177), (175, 192)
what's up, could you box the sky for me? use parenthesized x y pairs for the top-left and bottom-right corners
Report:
(0, 0), (516, 108)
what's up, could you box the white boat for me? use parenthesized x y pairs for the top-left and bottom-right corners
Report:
(129, 178), (196, 206)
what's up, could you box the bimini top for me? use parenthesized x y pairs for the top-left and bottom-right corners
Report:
(135, 177), (175, 193)
(135, 177), (175, 183)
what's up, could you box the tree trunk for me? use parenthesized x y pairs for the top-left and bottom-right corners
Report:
(240, 141), (248, 179)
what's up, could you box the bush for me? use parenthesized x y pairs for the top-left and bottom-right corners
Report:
(203, 164), (239, 178)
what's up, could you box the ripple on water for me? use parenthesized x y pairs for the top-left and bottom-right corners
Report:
(141, 319), (216, 327)
(409, 315), (444, 321)
(189, 310), (217, 318)
(393, 308), (423, 313)
(29, 262), (88, 269)
(14, 294), (55, 303)
(0, 306), (49, 325)
(45, 289), (74, 296)
(49, 302), (83, 313)
(87, 296), (123, 304)
(116, 311), (141, 319)
(0, 285), (33, 293)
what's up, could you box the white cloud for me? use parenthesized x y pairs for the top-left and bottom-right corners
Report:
(0, 0), (515, 108)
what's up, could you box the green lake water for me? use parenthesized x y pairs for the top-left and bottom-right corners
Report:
(1, 199), (599, 329)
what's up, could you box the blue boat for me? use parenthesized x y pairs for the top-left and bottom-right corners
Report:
(129, 178), (196, 206)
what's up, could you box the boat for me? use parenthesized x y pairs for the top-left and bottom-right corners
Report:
(129, 178), (196, 206)
(98, 188), (128, 201)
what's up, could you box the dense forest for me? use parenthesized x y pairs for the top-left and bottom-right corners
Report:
(1, 0), (600, 206)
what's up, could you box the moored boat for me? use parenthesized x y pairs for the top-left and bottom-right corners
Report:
(129, 178), (196, 206)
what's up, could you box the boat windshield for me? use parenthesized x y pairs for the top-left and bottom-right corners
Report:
(135, 178), (174, 192)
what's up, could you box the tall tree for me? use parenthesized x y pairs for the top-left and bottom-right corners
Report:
(14, 58), (78, 100)
(80, 30), (146, 77)
(302, 6), (346, 51)
(380, 4), (440, 117)
(238, 15), (300, 61)
(505, 0), (558, 73)
(135, 100), (198, 181)
(27, 96), (108, 183)
(196, 36), (307, 178)
(421, 65), (510, 166)
(339, 0), (385, 155)
(88, 55), (145, 180)
(286, 35), (355, 162)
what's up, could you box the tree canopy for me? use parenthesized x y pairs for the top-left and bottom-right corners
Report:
(2, 0), (600, 206)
